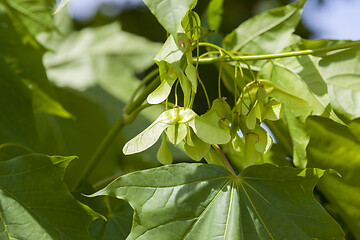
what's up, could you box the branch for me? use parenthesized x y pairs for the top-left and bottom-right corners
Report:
(195, 41), (360, 64)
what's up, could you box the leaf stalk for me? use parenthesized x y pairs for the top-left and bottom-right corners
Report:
(213, 144), (236, 176)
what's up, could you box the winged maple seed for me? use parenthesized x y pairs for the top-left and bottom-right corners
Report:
(123, 102), (231, 156)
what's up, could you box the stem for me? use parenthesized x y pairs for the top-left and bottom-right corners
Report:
(174, 80), (179, 106)
(195, 42), (360, 64)
(199, 51), (220, 59)
(189, 92), (196, 108)
(72, 104), (154, 191)
(198, 75), (211, 109)
(71, 76), (160, 191)
(124, 103), (152, 124)
(124, 76), (161, 114)
(71, 115), (125, 191)
(218, 63), (223, 98)
(213, 144), (236, 176)
(199, 42), (239, 63)
(161, 101), (175, 109)
(92, 172), (126, 190)
(128, 68), (159, 104)
(0, 142), (34, 154)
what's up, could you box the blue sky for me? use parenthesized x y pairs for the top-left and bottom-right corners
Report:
(302, 0), (360, 40)
(68, 0), (143, 20)
(68, 0), (360, 40)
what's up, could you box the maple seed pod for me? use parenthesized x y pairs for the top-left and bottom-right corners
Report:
(243, 132), (260, 168)
(157, 134), (173, 165)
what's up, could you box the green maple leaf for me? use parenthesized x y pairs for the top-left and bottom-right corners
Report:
(0, 154), (99, 239)
(92, 163), (344, 240)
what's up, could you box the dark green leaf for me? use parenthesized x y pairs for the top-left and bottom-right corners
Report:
(1, 0), (54, 45)
(307, 117), (360, 239)
(89, 197), (133, 240)
(0, 143), (33, 161)
(0, 55), (38, 148)
(0, 154), (99, 239)
(0, 9), (72, 149)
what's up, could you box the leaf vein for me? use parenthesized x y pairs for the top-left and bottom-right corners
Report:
(182, 179), (232, 239)
(240, 183), (275, 240)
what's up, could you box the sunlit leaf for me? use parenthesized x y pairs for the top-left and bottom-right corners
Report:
(284, 110), (309, 168)
(92, 163), (344, 240)
(185, 63), (198, 93)
(253, 125), (273, 154)
(189, 115), (230, 145)
(319, 46), (360, 120)
(239, 80), (310, 117)
(259, 37), (345, 123)
(142, 0), (197, 37)
(262, 98), (282, 121)
(22, 79), (73, 118)
(243, 132), (261, 168)
(147, 67), (177, 104)
(154, 35), (184, 65)
(223, 0), (306, 54)
(259, 75), (311, 116)
(182, 11), (201, 41)
(246, 100), (262, 130)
